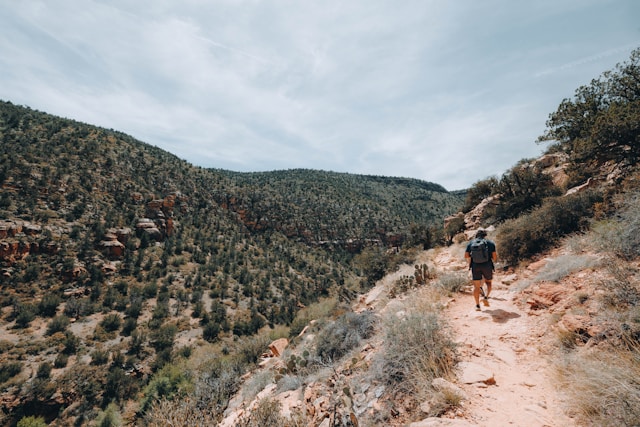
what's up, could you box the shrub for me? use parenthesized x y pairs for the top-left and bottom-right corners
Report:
(497, 191), (601, 265)
(14, 304), (36, 329)
(144, 397), (218, 426)
(236, 334), (271, 365)
(62, 331), (80, 355)
(288, 298), (338, 338)
(99, 313), (122, 333)
(236, 397), (287, 427)
(242, 370), (275, 401)
(54, 353), (69, 368)
(17, 416), (47, 427)
(193, 356), (245, 415)
(315, 311), (377, 362)
(0, 361), (22, 383)
(38, 294), (61, 317)
(533, 254), (601, 283)
(599, 261), (640, 308)
(373, 311), (456, 394)
(46, 315), (70, 335)
(435, 271), (469, 294)
(140, 363), (192, 413)
(122, 317), (137, 336)
(462, 176), (499, 213)
(594, 191), (640, 260)
(91, 349), (110, 366)
(94, 402), (123, 427)
(104, 367), (138, 404)
(556, 349), (640, 426)
(444, 215), (465, 240)
(36, 362), (52, 379)
(143, 281), (158, 298)
(150, 324), (177, 352)
(202, 321), (220, 343)
(493, 162), (561, 222)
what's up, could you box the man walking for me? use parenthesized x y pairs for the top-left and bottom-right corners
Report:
(464, 228), (498, 311)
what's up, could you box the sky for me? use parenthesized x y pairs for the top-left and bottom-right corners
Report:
(1, 1), (639, 190)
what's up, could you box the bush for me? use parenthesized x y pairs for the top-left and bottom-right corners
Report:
(140, 363), (192, 413)
(315, 311), (377, 362)
(202, 321), (220, 343)
(14, 304), (36, 329)
(497, 191), (601, 265)
(533, 254), (601, 283)
(599, 261), (640, 308)
(0, 361), (22, 383)
(556, 349), (640, 426)
(62, 331), (80, 355)
(236, 334), (271, 365)
(236, 398), (287, 427)
(144, 397), (218, 426)
(374, 311), (456, 394)
(46, 315), (70, 335)
(36, 362), (52, 379)
(38, 294), (61, 317)
(91, 349), (110, 366)
(94, 402), (123, 427)
(435, 271), (469, 294)
(99, 313), (122, 333)
(594, 191), (640, 260)
(462, 176), (499, 213)
(54, 353), (69, 368)
(193, 356), (245, 416)
(17, 416), (47, 427)
(493, 162), (561, 222)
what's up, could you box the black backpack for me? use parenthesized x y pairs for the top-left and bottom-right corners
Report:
(469, 238), (489, 264)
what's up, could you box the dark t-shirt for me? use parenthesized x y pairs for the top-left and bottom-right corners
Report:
(465, 239), (496, 266)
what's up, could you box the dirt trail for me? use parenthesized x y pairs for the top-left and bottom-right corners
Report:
(434, 248), (577, 427)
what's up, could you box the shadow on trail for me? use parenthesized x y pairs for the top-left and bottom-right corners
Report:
(484, 309), (521, 324)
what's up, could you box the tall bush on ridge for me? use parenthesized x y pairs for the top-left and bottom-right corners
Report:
(493, 162), (561, 222)
(462, 176), (499, 213)
(538, 48), (640, 187)
(497, 190), (602, 265)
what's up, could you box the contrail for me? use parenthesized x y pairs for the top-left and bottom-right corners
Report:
(535, 42), (640, 78)
(196, 35), (270, 64)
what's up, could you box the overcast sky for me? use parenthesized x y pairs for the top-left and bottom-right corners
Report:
(1, 1), (639, 190)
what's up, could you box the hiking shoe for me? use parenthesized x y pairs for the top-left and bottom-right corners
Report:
(475, 304), (481, 311)
(482, 298), (490, 307)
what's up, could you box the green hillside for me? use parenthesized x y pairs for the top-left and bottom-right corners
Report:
(0, 100), (462, 425)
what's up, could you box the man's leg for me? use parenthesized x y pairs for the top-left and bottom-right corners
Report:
(473, 280), (482, 309)
(484, 280), (492, 298)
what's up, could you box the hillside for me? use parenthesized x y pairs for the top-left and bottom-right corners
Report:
(0, 100), (462, 426)
(1, 47), (639, 426)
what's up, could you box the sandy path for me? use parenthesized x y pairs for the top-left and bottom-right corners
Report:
(437, 249), (577, 427)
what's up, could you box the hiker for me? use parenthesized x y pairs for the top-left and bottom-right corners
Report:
(464, 228), (497, 311)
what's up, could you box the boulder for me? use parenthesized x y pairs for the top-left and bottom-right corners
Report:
(269, 338), (289, 357)
(431, 378), (468, 401)
(464, 195), (500, 230)
(457, 361), (495, 385)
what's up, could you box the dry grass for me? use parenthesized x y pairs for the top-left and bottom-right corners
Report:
(435, 271), (468, 294)
(555, 347), (640, 426)
(372, 295), (457, 397)
(533, 254), (601, 283)
(145, 397), (218, 427)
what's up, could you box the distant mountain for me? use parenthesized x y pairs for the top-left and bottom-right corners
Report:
(0, 100), (462, 425)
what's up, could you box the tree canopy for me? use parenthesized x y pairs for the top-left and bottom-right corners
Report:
(538, 48), (640, 186)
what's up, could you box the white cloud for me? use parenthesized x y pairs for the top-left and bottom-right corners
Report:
(0, 0), (638, 190)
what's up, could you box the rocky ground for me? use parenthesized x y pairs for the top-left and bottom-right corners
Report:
(221, 241), (585, 426)
(430, 246), (577, 427)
